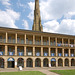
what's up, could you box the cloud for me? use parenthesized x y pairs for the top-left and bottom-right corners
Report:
(64, 12), (75, 19)
(0, 0), (11, 7)
(0, 9), (20, 28)
(22, 20), (29, 30)
(43, 20), (59, 33)
(28, 0), (75, 35)
(43, 19), (75, 35)
(27, 2), (35, 20)
(17, 0), (26, 10)
(28, 0), (75, 21)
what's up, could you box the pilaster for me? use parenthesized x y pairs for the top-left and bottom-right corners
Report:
(5, 45), (7, 56)
(15, 33), (17, 43)
(24, 46), (26, 56)
(41, 36), (43, 45)
(33, 47), (35, 56)
(49, 47), (50, 56)
(62, 48), (64, 57)
(15, 45), (17, 56)
(33, 35), (35, 44)
(6, 32), (8, 43)
(25, 34), (26, 44)
(41, 47), (43, 56)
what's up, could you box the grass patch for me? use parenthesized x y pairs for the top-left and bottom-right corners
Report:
(0, 71), (46, 75)
(50, 70), (75, 75)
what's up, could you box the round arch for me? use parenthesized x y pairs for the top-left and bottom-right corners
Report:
(65, 58), (69, 66)
(17, 58), (24, 68)
(35, 58), (41, 67)
(71, 59), (75, 66)
(51, 58), (56, 67)
(7, 58), (15, 68)
(26, 58), (33, 67)
(0, 58), (4, 68)
(43, 58), (49, 67)
(58, 58), (63, 67)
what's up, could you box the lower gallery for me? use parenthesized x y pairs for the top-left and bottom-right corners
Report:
(0, 27), (75, 68)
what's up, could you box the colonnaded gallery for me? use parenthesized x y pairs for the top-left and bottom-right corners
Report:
(0, 0), (75, 68)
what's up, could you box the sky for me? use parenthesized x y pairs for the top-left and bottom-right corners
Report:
(0, 0), (75, 35)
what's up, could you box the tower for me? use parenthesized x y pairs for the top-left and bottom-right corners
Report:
(32, 0), (43, 31)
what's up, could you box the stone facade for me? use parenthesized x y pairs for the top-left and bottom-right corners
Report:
(0, 0), (75, 69)
(0, 27), (75, 68)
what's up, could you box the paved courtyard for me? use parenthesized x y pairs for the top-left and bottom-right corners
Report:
(0, 67), (75, 75)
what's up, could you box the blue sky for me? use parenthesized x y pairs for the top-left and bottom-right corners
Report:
(0, 0), (75, 35)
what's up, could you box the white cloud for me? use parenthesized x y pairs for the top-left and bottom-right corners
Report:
(27, 2), (35, 20)
(22, 20), (29, 30)
(58, 19), (75, 35)
(64, 12), (75, 19)
(0, 0), (11, 7)
(43, 19), (75, 35)
(28, 0), (75, 35)
(43, 20), (59, 33)
(17, 0), (26, 11)
(28, 0), (75, 21)
(0, 9), (20, 28)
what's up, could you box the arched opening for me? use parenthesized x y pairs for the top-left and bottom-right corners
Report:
(51, 58), (56, 67)
(71, 59), (75, 66)
(65, 59), (69, 66)
(43, 58), (48, 67)
(0, 58), (4, 68)
(17, 58), (24, 68)
(35, 58), (41, 67)
(8, 58), (15, 68)
(58, 58), (63, 67)
(26, 58), (33, 67)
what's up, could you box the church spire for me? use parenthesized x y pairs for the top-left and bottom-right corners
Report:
(32, 0), (43, 31)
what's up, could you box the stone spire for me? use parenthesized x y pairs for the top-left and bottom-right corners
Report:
(32, 0), (43, 31)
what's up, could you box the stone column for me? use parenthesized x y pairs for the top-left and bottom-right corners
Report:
(56, 38), (57, 46)
(15, 33), (17, 43)
(49, 37), (50, 46)
(33, 35), (35, 44)
(5, 45), (7, 56)
(56, 48), (58, 56)
(4, 59), (7, 68)
(24, 59), (26, 68)
(33, 59), (35, 68)
(24, 46), (26, 56)
(15, 58), (17, 68)
(15, 45), (17, 56)
(49, 59), (51, 67)
(6, 32), (8, 43)
(69, 49), (70, 57)
(41, 47), (43, 56)
(69, 59), (71, 67)
(49, 47), (50, 56)
(24, 34), (26, 44)
(41, 36), (43, 45)
(62, 48), (64, 57)
(63, 59), (64, 67)
(41, 60), (43, 67)
(33, 47), (35, 56)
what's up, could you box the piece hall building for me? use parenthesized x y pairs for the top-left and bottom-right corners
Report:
(0, 0), (75, 68)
